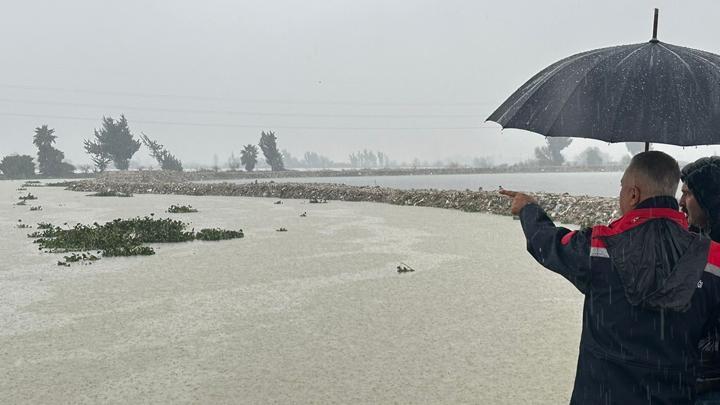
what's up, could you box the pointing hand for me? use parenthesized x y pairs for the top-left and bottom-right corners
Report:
(499, 189), (537, 216)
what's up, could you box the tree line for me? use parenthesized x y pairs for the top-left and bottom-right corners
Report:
(532, 138), (646, 167)
(0, 113), (647, 179)
(0, 115), (292, 178)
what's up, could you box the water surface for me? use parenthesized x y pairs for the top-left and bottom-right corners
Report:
(0, 181), (582, 404)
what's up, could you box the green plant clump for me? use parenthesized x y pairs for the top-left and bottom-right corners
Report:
(195, 228), (244, 241)
(31, 216), (244, 265)
(65, 252), (100, 262)
(57, 252), (101, 266)
(167, 204), (198, 213)
(88, 190), (133, 197)
(46, 181), (76, 187)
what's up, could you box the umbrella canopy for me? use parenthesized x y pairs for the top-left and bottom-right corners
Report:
(487, 15), (720, 146)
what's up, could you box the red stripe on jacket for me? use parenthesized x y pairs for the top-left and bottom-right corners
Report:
(561, 231), (577, 246)
(708, 241), (720, 268)
(591, 208), (687, 249)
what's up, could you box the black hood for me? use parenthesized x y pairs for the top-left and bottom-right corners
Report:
(682, 156), (720, 241)
(601, 197), (710, 312)
(604, 218), (710, 312)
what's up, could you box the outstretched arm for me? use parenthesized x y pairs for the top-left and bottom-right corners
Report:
(500, 190), (592, 293)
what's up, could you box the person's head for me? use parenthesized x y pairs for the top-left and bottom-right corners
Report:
(619, 151), (680, 215)
(680, 156), (720, 231)
(679, 183), (708, 230)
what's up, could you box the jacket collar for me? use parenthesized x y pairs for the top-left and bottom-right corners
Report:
(596, 196), (687, 237)
(635, 195), (680, 211)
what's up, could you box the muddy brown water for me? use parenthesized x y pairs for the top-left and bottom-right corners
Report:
(0, 181), (582, 404)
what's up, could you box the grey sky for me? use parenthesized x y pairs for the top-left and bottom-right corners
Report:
(1, 0), (720, 167)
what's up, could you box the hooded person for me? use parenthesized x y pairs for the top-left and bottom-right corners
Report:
(681, 156), (720, 241)
(501, 151), (720, 405)
(680, 156), (720, 404)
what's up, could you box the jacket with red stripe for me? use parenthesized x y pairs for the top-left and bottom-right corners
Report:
(519, 196), (720, 405)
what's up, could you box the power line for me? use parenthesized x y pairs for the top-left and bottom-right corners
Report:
(0, 83), (497, 107)
(0, 97), (484, 119)
(0, 111), (499, 131)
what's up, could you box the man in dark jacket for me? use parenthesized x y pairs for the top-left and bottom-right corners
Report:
(680, 156), (720, 404)
(501, 151), (720, 405)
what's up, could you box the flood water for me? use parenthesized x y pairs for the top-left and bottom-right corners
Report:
(0, 181), (582, 404)
(199, 171), (624, 197)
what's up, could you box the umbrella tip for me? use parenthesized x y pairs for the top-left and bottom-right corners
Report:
(651, 8), (659, 42)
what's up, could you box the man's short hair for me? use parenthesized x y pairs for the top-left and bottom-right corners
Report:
(627, 151), (680, 197)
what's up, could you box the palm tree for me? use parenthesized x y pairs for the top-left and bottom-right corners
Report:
(33, 125), (57, 148)
(33, 125), (74, 176)
(240, 144), (259, 172)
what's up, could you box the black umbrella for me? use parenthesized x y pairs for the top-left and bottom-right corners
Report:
(487, 9), (720, 149)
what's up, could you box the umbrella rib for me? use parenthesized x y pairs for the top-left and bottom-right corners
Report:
(607, 48), (651, 144)
(494, 48), (613, 123)
(608, 44), (652, 143)
(684, 48), (720, 71)
(545, 47), (629, 138)
(615, 43), (651, 67)
(658, 43), (694, 75)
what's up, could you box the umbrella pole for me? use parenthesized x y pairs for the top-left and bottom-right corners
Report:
(645, 9), (658, 154)
(652, 8), (659, 41)
(647, 9), (658, 154)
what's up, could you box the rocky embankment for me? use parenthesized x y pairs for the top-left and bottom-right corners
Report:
(92, 165), (626, 182)
(63, 174), (619, 227)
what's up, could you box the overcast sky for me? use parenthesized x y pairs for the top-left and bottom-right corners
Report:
(2, 0), (720, 167)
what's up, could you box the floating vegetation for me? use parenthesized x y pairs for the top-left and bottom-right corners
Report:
(300, 212), (307, 217)
(31, 216), (243, 265)
(167, 204), (198, 213)
(17, 223), (32, 229)
(87, 190), (133, 197)
(276, 227), (288, 232)
(195, 228), (244, 241)
(22, 181), (44, 187)
(29, 206), (42, 211)
(274, 200), (283, 205)
(15, 200), (27, 206)
(17, 187), (27, 191)
(309, 198), (328, 204)
(396, 263), (415, 274)
(64, 252), (100, 262)
(18, 193), (38, 201)
(46, 181), (76, 187)
(103, 245), (156, 257)
(57, 252), (101, 266)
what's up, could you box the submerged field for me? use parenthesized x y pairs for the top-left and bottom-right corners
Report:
(0, 180), (583, 404)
